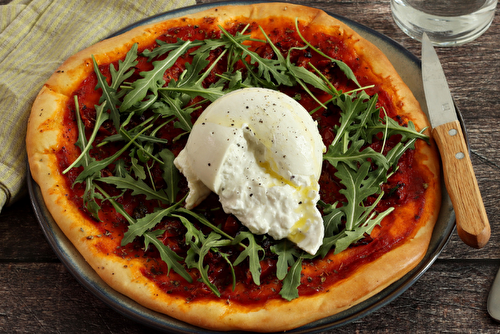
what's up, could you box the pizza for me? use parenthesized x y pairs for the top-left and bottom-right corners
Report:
(26, 3), (441, 332)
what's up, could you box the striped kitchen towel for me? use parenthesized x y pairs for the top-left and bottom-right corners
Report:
(0, 0), (196, 212)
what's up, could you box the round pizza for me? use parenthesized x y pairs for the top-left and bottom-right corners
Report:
(26, 3), (441, 332)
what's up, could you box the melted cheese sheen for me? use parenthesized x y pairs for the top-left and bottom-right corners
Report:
(174, 88), (326, 254)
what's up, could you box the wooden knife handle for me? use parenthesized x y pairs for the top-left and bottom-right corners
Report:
(432, 120), (490, 248)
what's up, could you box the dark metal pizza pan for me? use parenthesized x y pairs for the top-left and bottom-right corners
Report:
(28, 1), (460, 333)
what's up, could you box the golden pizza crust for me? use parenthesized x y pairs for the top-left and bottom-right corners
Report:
(27, 3), (441, 332)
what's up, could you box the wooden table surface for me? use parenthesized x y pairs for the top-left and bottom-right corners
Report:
(1, 0), (500, 333)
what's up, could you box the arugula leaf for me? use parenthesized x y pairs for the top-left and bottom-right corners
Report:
(285, 45), (332, 102)
(388, 135), (423, 168)
(337, 161), (382, 231)
(324, 139), (388, 170)
(120, 40), (192, 111)
(71, 99), (96, 170)
(154, 45), (227, 109)
(136, 141), (154, 163)
(286, 62), (329, 108)
(142, 38), (203, 60)
(130, 149), (147, 180)
(217, 70), (253, 90)
(217, 250), (237, 291)
(294, 18), (361, 87)
(171, 214), (203, 245)
(279, 257), (303, 301)
(110, 43), (139, 90)
(122, 204), (180, 245)
(218, 25), (293, 87)
(64, 102), (109, 175)
(92, 43), (138, 130)
(102, 113), (163, 164)
(92, 57), (121, 130)
(119, 121), (164, 165)
(174, 208), (235, 241)
(322, 204), (344, 236)
(99, 132), (168, 146)
(158, 148), (180, 204)
(174, 212), (239, 292)
(334, 195), (394, 254)
(92, 44), (139, 129)
(344, 92), (379, 141)
(82, 181), (102, 220)
(330, 91), (374, 149)
(126, 94), (158, 116)
(232, 232), (265, 286)
(366, 117), (429, 144)
(64, 97), (105, 220)
(157, 92), (194, 132)
(94, 184), (135, 226)
(271, 239), (304, 280)
(74, 124), (151, 183)
(96, 184), (193, 282)
(158, 76), (226, 102)
(177, 47), (211, 88)
(143, 229), (192, 282)
(185, 232), (231, 297)
(97, 174), (170, 203)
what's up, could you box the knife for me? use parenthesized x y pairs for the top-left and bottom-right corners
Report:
(421, 32), (490, 249)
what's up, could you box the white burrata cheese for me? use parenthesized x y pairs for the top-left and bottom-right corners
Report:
(174, 88), (326, 254)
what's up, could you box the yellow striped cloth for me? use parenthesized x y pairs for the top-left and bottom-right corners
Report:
(0, 0), (196, 212)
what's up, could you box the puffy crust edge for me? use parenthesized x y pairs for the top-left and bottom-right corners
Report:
(26, 3), (441, 332)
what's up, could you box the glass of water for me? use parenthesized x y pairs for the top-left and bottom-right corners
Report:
(391, 0), (498, 46)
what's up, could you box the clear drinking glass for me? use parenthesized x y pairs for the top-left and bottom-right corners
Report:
(391, 0), (498, 46)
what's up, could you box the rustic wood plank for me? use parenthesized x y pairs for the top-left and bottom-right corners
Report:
(0, 200), (57, 262)
(1, 261), (498, 333)
(0, 263), (152, 333)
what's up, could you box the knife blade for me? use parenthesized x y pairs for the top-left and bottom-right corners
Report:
(421, 32), (490, 249)
(488, 267), (500, 322)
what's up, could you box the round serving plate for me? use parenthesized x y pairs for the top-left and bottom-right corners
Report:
(28, 1), (458, 333)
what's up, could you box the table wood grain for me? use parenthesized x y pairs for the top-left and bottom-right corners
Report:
(1, 0), (500, 332)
